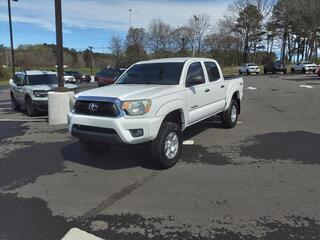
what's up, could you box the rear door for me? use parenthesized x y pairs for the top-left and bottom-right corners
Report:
(204, 61), (226, 113)
(185, 62), (208, 124)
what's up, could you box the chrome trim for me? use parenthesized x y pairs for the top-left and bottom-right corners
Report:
(75, 96), (125, 118)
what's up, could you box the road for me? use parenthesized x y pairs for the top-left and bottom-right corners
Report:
(0, 75), (320, 240)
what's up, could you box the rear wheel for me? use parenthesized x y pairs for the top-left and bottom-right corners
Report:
(246, 70), (250, 75)
(239, 70), (242, 75)
(26, 97), (36, 116)
(151, 122), (182, 169)
(302, 68), (306, 74)
(283, 69), (287, 74)
(221, 99), (239, 129)
(80, 139), (110, 154)
(264, 69), (267, 74)
(291, 68), (295, 74)
(11, 93), (20, 111)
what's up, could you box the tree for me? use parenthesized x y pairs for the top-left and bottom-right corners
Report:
(234, 4), (264, 62)
(172, 26), (193, 57)
(125, 28), (148, 66)
(189, 14), (211, 57)
(109, 36), (125, 67)
(147, 19), (173, 57)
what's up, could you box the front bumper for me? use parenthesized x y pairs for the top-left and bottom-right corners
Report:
(33, 100), (48, 112)
(68, 113), (164, 145)
(248, 69), (260, 73)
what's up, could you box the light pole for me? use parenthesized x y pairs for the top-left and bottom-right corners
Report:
(192, 15), (199, 58)
(54, 0), (66, 91)
(7, 0), (18, 78)
(129, 9), (132, 29)
(88, 46), (93, 76)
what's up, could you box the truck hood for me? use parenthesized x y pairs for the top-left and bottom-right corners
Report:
(27, 83), (77, 91)
(75, 84), (179, 100)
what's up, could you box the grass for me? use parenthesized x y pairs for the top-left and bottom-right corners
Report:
(0, 80), (9, 87)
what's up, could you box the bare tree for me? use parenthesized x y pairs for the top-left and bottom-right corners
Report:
(172, 26), (193, 56)
(109, 36), (124, 67)
(147, 19), (173, 57)
(189, 14), (211, 57)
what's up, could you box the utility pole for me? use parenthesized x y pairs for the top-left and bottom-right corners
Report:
(54, 0), (66, 91)
(7, 0), (18, 77)
(192, 15), (199, 58)
(88, 46), (93, 76)
(129, 9), (132, 29)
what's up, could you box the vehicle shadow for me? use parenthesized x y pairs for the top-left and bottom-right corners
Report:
(61, 141), (159, 170)
(282, 75), (319, 81)
(60, 116), (225, 171)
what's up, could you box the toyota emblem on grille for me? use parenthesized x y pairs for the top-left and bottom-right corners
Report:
(88, 102), (98, 112)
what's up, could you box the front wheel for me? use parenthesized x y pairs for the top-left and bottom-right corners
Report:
(26, 97), (36, 116)
(221, 99), (239, 129)
(151, 122), (182, 169)
(80, 139), (110, 154)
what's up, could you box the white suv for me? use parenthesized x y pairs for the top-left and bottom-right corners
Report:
(239, 63), (260, 75)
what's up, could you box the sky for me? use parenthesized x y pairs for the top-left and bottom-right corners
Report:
(0, 0), (232, 53)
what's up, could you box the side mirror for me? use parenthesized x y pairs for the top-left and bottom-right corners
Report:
(186, 76), (203, 87)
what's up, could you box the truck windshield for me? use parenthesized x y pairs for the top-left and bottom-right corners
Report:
(27, 74), (58, 85)
(117, 63), (184, 85)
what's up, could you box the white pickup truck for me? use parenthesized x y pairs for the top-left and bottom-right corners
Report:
(68, 58), (244, 169)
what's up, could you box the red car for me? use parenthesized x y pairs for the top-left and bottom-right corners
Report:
(95, 68), (126, 87)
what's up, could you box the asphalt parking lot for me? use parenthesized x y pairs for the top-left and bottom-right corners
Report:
(0, 75), (320, 240)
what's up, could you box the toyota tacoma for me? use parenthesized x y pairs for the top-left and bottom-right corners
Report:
(68, 58), (244, 169)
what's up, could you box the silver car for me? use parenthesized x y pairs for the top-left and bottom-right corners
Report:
(9, 70), (77, 116)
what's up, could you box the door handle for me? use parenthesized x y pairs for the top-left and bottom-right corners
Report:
(220, 85), (225, 88)
(205, 88), (210, 93)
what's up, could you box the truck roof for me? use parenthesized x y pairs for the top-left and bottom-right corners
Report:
(16, 70), (57, 75)
(137, 57), (215, 64)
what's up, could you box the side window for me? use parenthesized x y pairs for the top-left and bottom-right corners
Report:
(204, 62), (221, 82)
(186, 62), (205, 87)
(13, 74), (19, 84)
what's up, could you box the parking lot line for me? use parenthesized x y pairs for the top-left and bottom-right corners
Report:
(62, 228), (104, 240)
(300, 85), (314, 89)
(183, 140), (195, 145)
(0, 118), (47, 122)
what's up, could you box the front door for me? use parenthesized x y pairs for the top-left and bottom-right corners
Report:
(185, 62), (208, 124)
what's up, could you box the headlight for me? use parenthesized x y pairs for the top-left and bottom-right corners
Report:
(72, 97), (77, 111)
(122, 100), (151, 116)
(33, 90), (48, 97)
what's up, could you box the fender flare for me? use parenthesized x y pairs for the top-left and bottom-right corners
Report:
(155, 99), (187, 128)
(224, 88), (240, 111)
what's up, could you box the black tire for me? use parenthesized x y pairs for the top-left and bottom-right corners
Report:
(283, 69), (287, 74)
(291, 68), (295, 74)
(239, 70), (242, 75)
(11, 93), (20, 111)
(25, 97), (36, 116)
(80, 139), (110, 154)
(246, 70), (250, 76)
(264, 69), (267, 74)
(151, 122), (182, 169)
(221, 99), (239, 129)
(302, 68), (306, 74)
(313, 69), (316, 74)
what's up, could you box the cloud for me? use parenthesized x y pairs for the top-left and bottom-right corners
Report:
(1, 0), (230, 33)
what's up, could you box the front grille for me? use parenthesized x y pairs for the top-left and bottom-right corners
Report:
(74, 125), (116, 134)
(74, 100), (120, 117)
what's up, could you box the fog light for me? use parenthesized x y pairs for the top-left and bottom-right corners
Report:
(130, 129), (144, 138)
